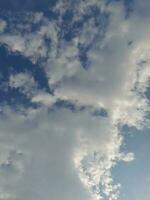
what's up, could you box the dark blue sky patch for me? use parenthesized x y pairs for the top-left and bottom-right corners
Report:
(0, 12), (33, 34)
(49, 99), (87, 113)
(62, 9), (74, 24)
(0, 87), (38, 110)
(0, 0), (57, 13)
(124, 0), (134, 17)
(92, 108), (108, 118)
(50, 99), (108, 118)
(145, 86), (150, 101)
(52, 99), (77, 112)
(127, 40), (133, 46)
(78, 44), (90, 70)
(0, 11), (57, 37)
(0, 45), (51, 93)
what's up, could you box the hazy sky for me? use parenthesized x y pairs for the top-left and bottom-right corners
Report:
(0, 0), (150, 200)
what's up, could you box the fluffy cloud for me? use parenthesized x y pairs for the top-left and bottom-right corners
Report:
(0, 0), (150, 200)
(0, 108), (115, 200)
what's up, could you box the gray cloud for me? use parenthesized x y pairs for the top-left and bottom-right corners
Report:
(0, 1), (150, 200)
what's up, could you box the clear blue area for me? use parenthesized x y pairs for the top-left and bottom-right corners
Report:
(113, 126), (150, 200)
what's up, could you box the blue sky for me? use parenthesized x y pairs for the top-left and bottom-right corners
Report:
(0, 0), (150, 200)
(113, 127), (150, 200)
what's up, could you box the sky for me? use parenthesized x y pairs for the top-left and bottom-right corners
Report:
(0, 0), (150, 200)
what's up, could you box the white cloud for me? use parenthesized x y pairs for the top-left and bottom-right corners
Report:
(0, 19), (7, 33)
(31, 93), (56, 106)
(0, 1), (150, 200)
(0, 108), (116, 200)
(9, 73), (35, 89)
(9, 72), (37, 98)
(0, 35), (26, 52)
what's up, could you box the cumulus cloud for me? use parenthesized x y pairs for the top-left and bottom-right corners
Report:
(0, 108), (113, 200)
(0, 0), (150, 200)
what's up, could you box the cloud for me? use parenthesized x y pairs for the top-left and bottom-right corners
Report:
(0, 19), (7, 33)
(9, 72), (36, 93)
(0, 0), (150, 200)
(0, 15), (58, 64)
(0, 108), (117, 200)
(31, 92), (56, 106)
